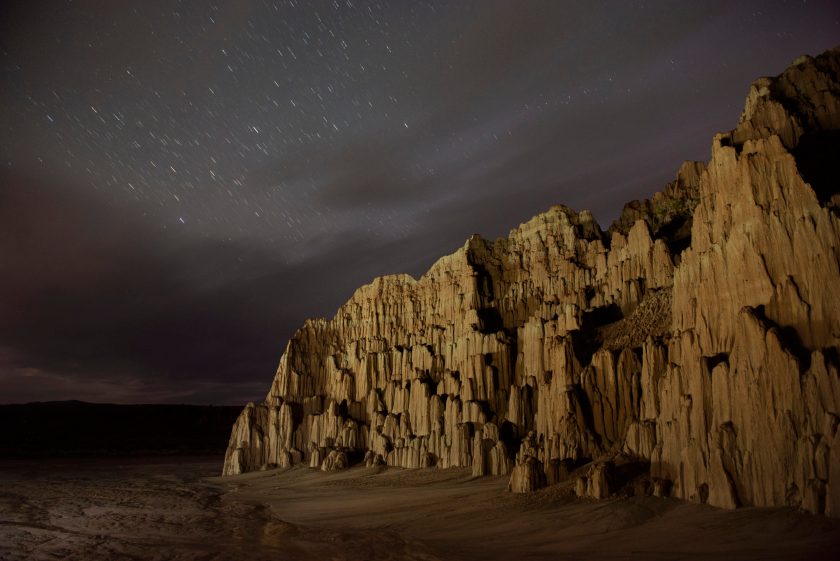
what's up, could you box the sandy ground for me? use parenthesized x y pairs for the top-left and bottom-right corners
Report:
(1, 457), (838, 560)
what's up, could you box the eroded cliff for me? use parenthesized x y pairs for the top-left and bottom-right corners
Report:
(224, 48), (840, 515)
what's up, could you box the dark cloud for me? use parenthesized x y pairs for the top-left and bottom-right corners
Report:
(0, 167), (439, 404)
(1, 1), (838, 403)
(0, 170), (281, 400)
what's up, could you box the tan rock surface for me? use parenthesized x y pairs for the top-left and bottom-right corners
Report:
(224, 48), (840, 515)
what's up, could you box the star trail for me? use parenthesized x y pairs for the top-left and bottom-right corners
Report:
(1, 1), (838, 404)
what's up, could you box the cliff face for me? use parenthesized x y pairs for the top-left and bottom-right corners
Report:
(224, 49), (840, 515)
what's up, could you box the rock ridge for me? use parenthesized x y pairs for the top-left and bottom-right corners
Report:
(224, 47), (840, 516)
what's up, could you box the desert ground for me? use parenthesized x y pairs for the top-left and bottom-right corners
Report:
(1, 456), (838, 561)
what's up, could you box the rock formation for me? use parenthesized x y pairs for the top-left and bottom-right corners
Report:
(224, 48), (840, 516)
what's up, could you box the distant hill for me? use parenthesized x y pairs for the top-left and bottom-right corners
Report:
(0, 401), (242, 458)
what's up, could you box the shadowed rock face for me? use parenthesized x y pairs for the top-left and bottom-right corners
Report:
(223, 48), (840, 516)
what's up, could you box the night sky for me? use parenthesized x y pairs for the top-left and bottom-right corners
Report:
(1, 1), (838, 405)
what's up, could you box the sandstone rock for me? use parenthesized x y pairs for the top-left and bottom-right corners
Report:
(507, 456), (546, 493)
(574, 475), (588, 498)
(545, 458), (576, 485)
(363, 450), (386, 467)
(575, 461), (616, 499)
(321, 450), (349, 472)
(652, 478), (671, 498)
(223, 48), (840, 517)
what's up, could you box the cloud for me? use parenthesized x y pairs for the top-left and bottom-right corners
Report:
(0, 171), (294, 403)
(2, 0), (839, 405)
(0, 168), (452, 404)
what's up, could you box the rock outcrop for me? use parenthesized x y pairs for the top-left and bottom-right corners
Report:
(223, 48), (840, 516)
